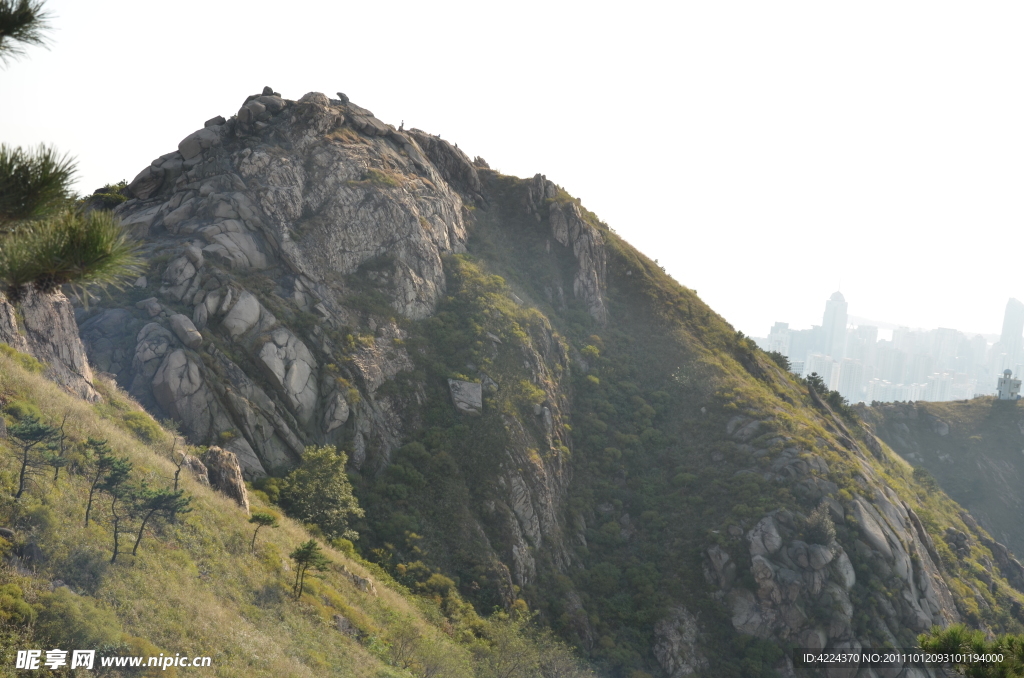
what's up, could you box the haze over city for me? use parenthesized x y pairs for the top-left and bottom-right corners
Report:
(3, 1), (1024, 340)
(753, 291), (1024, 404)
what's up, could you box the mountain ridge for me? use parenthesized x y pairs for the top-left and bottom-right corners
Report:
(4, 86), (1024, 676)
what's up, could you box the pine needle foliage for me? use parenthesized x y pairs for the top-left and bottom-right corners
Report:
(0, 0), (50, 65)
(1, 4), (141, 304)
(0, 143), (75, 225)
(920, 624), (1024, 677)
(289, 539), (329, 599)
(0, 208), (142, 302)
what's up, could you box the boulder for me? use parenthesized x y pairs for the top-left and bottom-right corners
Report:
(323, 392), (350, 433)
(127, 323), (177, 407)
(256, 95), (286, 114)
(333, 614), (358, 637)
(161, 256), (196, 300)
(221, 291), (261, 338)
(706, 545), (736, 589)
(201, 225), (267, 269)
(152, 349), (203, 417)
(178, 126), (222, 161)
(747, 516), (783, 557)
(169, 314), (202, 349)
(127, 165), (164, 200)
(808, 544), (835, 570)
(183, 244), (204, 267)
(79, 308), (137, 375)
(181, 454), (209, 484)
(204, 446), (250, 513)
(237, 100), (266, 125)
(192, 302), (208, 330)
(448, 379), (482, 415)
(298, 91), (331, 107)
(256, 329), (318, 424)
(135, 297), (162, 317)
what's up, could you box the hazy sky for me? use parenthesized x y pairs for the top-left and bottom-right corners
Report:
(2, 1), (1022, 338)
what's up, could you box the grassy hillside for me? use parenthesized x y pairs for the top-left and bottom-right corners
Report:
(0, 347), (593, 677)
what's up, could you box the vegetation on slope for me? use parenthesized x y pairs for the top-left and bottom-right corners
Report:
(0, 346), (595, 677)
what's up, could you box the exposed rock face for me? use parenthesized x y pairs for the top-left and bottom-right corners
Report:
(654, 607), (708, 677)
(524, 174), (607, 323)
(0, 290), (99, 401)
(448, 379), (482, 415)
(204, 446), (249, 514)
(706, 413), (975, 666)
(78, 89), (479, 479)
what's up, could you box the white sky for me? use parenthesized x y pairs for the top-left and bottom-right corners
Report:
(2, 1), (1022, 338)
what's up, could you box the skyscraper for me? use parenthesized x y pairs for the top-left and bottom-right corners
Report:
(999, 298), (1024, 367)
(767, 322), (790, 355)
(822, 292), (848, 359)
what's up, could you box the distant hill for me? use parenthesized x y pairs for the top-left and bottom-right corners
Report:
(860, 397), (1024, 563)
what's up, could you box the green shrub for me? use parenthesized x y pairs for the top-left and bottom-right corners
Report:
(34, 588), (124, 649)
(252, 476), (285, 504)
(0, 584), (35, 625)
(766, 350), (790, 370)
(3, 398), (42, 420)
(806, 502), (837, 546)
(119, 410), (162, 443)
(0, 344), (44, 373)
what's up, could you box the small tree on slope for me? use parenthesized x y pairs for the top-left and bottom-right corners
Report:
(289, 539), (329, 599)
(7, 415), (56, 499)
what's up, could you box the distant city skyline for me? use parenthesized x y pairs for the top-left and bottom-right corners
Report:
(755, 292), (1024, 403)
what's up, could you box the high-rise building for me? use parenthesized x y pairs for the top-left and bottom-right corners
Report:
(876, 342), (907, 385)
(838, 359), (865, 403)
(845, 325), (878, 365)
(999, 299), (1024, 367)
(788, 325), (824, 365)
(926, 373), (954, 402)
(931, 328), (962, 372)
(822, 292), (848, 359)
(767, 322), (790, 356)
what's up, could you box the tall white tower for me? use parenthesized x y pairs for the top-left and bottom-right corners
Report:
(822, 292), (848, 359)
